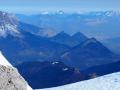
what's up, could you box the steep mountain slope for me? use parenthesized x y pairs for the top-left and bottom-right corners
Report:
(18, 22), (56, 38)
(0, 51), (33, 90)
(82, 60), (120, 76)
(72, 32), (88, 43)
(102, 37), (120, 54)
(0, 11), (20, 37)
(18, 22), (42, 35)
(61, 38), (117, 69)
(16, 11), (120, 53)
(37, 72), (120, 90)
(0, 11), (70, 65)
(50, 31), (87, 47)
(16, 61), (89, 89)
(0, 31), (70, 65)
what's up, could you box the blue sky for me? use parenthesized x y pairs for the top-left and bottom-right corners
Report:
(0, 0), (120, 14)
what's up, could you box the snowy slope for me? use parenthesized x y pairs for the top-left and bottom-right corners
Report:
(0, 51), (12, 67)
(0, 51), (33, 90)
(37, 72), (120, 90)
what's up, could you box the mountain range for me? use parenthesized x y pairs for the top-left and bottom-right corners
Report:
(0, 11), (119, 68)
(0, 11), (120, 90)
(60, 38), (118, 69)
(50, 31), (88, 47)
(16, 11), (120, 53)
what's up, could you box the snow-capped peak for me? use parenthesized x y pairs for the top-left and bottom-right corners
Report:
(105, 11), (120, 17)
(0, 11), (20, 37)
(0, 51), (12, 67)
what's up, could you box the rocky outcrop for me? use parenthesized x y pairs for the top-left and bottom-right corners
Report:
(0, 51), (33, 90)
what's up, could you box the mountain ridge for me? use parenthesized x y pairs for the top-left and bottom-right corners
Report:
(61, 37), (117, 69)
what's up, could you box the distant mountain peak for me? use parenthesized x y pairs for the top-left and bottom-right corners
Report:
(0, 11), (20, 37)
(38, 28), (57, 38)
(56, 31), (70, 37)
(105, 11), (120, 16)
(61, 37), (114, 69)
(81, 38), (98, 47)
(73, 32), (84, 36)
(85, 37), (97, 43)
(72, 32), (88, 41)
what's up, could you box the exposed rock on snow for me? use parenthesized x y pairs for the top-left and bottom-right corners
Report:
(0, 51), (32, 90)
(37, 72), (120, 90)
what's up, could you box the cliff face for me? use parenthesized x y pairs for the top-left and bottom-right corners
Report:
(0, 51), (33, 90)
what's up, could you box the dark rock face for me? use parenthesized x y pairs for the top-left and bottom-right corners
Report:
(16, 61), (89, 89)
(61, 38), (116, 70)
(0, 32), (70, 65)
(82, 61), (120, 76)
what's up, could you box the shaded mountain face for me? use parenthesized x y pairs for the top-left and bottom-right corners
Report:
(82, 61), (120, 76)
(0, 31), (70, 65)
(50, 31), (87, 47)
(102, 37), (120, 54)
(18, 22), (43, 35)
(16, 61), (89, 89)
(72, 32), (88, 43)
(0, 11), (70, 65)
(61, 38), (117, 70)
(18, 22), (56, 38)
(36, 72), (120, 90)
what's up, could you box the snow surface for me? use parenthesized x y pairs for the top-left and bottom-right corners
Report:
(0, 51), (12, 67)
(63, 68), (68, 71)
(36, 72), (120, 90)
(27, 85), (33, 90)
(52, 62), (59, 65)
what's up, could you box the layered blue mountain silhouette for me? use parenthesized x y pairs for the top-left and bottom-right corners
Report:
(60, 38), (118, 69)
(17, 61), (90, 89)
(50, 31), (88, 47)
(0, 11), (120, 89)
